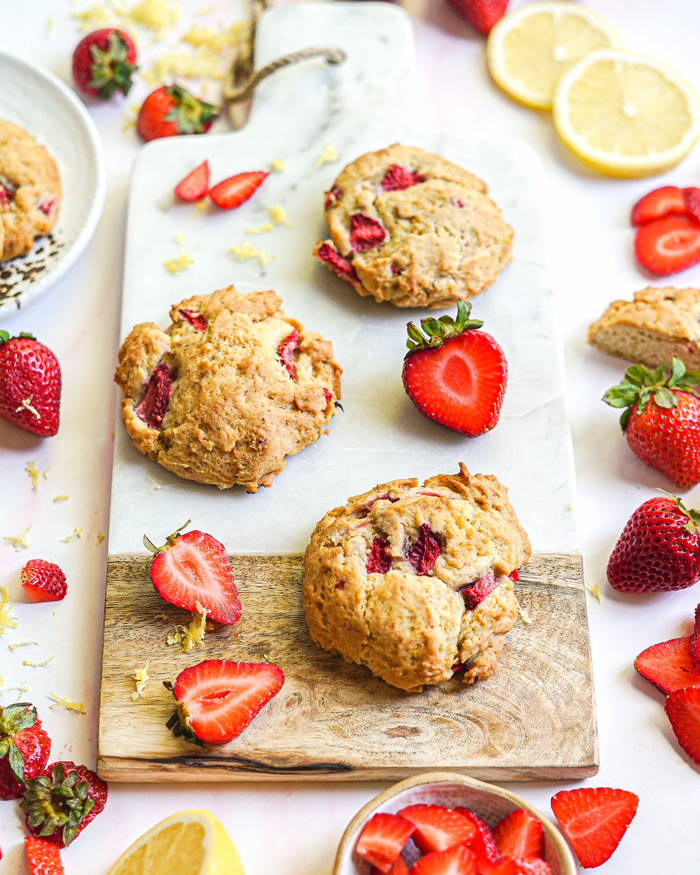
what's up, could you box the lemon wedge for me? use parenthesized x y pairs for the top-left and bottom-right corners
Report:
(486, 1), (623, 110)
(107, 810), (244, 875)
(552, 49), (700, 178)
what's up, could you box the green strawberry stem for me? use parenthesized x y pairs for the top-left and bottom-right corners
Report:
(0, 703), (38, 783)
(164, 84), (219, 135)
(88, 31), (137, 99)
(405, 299), (484, 354)
(163, 681), (203, 747)
(658, 490), (700, 534)
(143, 519), (191, 554)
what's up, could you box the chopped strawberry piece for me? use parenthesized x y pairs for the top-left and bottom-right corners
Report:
(37, 199), (55, 216)
(0, 185), (9, 210)
(454, 807), (501, 868)
(511, 860), (551, 875)
(277, 328), (299, 380)
(493, 809), (544, 861)
(324, 185), (341, 209)
(382, 164), (425, 192)
(397, 804), (476, 853)
(684, 187), (700, 221)
(375, 856), (409, 875)
(634, 213), (700, 275)
(446, 0), (508, 34)
(25, 837), (64, 875)
(323, 388), (333, 404)
(551, 787), (638, 869)
(174, 160), (210, 201)
(408, 844), (477, 875)
(665, 685), (700, 765)
(635, 636), (700, 694)
(391, 264), (404, 276)
(691, 604), (700, 672)
(179, 308), (207, 331)
(459, 570), (498, 610)
(508, 568), (519, 581)
(631, 185), (686, 225)
(355, 812), (415, 872)
(21, 559), (67, 603)
(407, 524), (441, 575)
(367, 537), (392, 574)
(209, 171), (269, 210)
(315, 242), (359, 284)
(134, 360), (174, 428)
(349, 213), (386, 252)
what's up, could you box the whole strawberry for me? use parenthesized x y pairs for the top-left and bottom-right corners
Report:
(72, 28), (137, 100)
(446, 0), (508, 34)
(0, 331), (61, 436)
(0, 703), (51, 800)
(21, 560), (67, 603)
(137, 84), (219, 142)
(607, 494), (700, 593)
(603, 357), (700, 489)
(402, 299), (507, 436)
(21, 761), (107, 847)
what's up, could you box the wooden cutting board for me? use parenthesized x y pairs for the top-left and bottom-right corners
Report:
(98, 2), (598, 782)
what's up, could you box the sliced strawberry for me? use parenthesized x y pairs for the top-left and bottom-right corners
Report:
(454, 807), (502, 868)
(409, 844), (477, 875)
(635, 637), (700, 695)
(406, 524), (441, 575)
(446, 0), (508, 34)
(634, 214), (700, 275)
(397, 804), (476, 853)
(277, 328), (299, 380)
(493, 809), (543, 861)
(373, 857), (410, 875)
(315, 242), (359, 284)
(209, 171), (269, 210)
(683, 187), (700, 221)
(25, 837), (64, 875)
(356, 813), (415, 872)
(630, 185), (686, 226)
(179, 308), (207, 332)
(134, 360), (174, 428)
(367, 537), (392, 574)
(511, 859), (552, 875)
(665, 685), (700, 765)
(459, 570), (499, 610)
(21, 559), (67, 603)
(349, 213), (386, 252)
(145, 525), (242, 625)
(550, 787), (638, 869)
(166, 659), (284, 745)
(690, 604), (700, 672)
(382, 165), (425, 192)
(174, 160), (210, 201)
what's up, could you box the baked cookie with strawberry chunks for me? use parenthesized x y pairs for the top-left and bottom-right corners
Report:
(302, 463), (530, 692)
(115, 286), (341, 492)
(0, 119), (61, 262)
(314, 144), (513, 308)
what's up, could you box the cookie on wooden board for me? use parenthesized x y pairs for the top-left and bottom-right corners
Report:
(115, 285), (341, 492)
(314, 144), (513, 309)
(302, 463), (531, 692)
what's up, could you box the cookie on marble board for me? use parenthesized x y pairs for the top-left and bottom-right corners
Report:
(0, 119), (61, 262)
(114, 285), (342, 493)
(314, 143), (513, 309)
(302, 462), (531, 692)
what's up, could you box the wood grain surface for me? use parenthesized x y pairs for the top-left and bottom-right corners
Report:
(98, 553), (598, 782)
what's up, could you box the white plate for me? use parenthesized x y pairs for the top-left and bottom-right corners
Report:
(0, 50), (105, 319)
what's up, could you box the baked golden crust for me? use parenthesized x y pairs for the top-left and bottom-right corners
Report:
(316, 144), (513, 309)
(302, 463), (531, 692)
(115, 286), (342, 492)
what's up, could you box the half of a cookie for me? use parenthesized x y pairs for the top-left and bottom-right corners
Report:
(115, 285), (341, 492)
(302, 463), (531, 692)
(314, 144), (513, 309)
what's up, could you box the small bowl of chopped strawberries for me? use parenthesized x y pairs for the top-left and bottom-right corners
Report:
(333, 771), (576, 875)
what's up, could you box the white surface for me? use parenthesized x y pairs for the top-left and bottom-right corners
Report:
(0, 50), (105, 320)
(1, 1), (700, 873)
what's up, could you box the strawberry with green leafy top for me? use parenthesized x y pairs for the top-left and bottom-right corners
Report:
(72, 28), (137, 100)
(137, 84), (219, 142)
(0, 703), (51, 800)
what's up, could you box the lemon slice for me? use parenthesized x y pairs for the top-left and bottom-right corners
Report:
(486, 1), (623, 110)
(552, 49), (700, 178)
(107, 810), (244, 875)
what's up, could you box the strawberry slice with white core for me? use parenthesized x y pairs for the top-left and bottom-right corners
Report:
(355, 813), (415, 872)
(174, 160), (210, 201)
(209, 170), (269, 210)
(453, 807), (502, 867)
(493, 809), (544, 861)
(145, 524), (242, 624)
(397, 804), (476, 853)
(408, 844), (476, 875)
(634, 636), (700, 694)
(634, 214), (700, 275)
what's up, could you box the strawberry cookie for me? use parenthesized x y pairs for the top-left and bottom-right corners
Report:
(0, 119), (61, 262)
(314, 144), (513, 308)
(302, 463), (530, 692)
(115, 286), (341, 492)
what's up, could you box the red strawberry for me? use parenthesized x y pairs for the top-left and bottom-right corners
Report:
(607, 494), (700, 593)
(550, 787), (638, 869)
(409, 844), (477, 875)
(407, 524), (441, 575)
(21, 559), (67, 603)
(382, 165), (425, 192)
(209, 171), (269, 210)
(324, 185), (341, 210)
(25, 837), (64, 875)
(21, 761), (108, 847)
(493, 809), (543, 861)
(485, 861), (551, 875)
(0, 332), (61, 436)
(134, 360), (175, 428)
(397, 804), (476, 853)
(174, 160), (210, 201)
(634, 213), (700, 275)
(665, 685), (700, 765)
(402, 300), (507, 437)
(446, 0), (508, 34)
(0, 703), (51, 801)
(603, 358), (700, 489)
(314, 242), (359, 284)
(453, 807), (502, 868)
(164, 658), (284, 745)
(179, 308), (207, 332)
(635, 637), (700, 694)
(144, 523), (242, 625)
(349, 213), (386, 252)
(367, 537), (392, 574)
(356, 813), (415, 872)
(690, 603), (700, 672)
(376, 856), (410, 875)
(459, 570), (499, 610)
(137, 84), (219, 142)
(72, 28), (137, 100)
(683, 187), (700, 221)
(630, 185), (686, 226)
(277, 328), (299, 380)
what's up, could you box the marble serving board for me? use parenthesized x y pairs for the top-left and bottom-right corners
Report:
(98, 2), (598, 782)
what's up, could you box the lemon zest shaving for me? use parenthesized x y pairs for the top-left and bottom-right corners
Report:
(15, 398), (41, 420)
(46, 16), (56, 36)
(195, 200), (206, 211)
(122, 0), (182, 33)
(144, 46), (222, 86)
(266, 204), (289, 226)
(26, 462), (40, 489)
(72, 2), (113, 32)
(97, 531), (106, 545)
(164, 252), (194, 274)
(23, 656), (54, 668)
(270, 159), (285, 172)
(517, 604), (533, 625)
(60, 527), (83, 543)
(167, 601), (211, 652)
(174, 232), (186, 244)
(8, 640), (38, 651)
(4, 526), (32, 552)
(246, 222), (273, 234)
(0, 588), (18, 637)
(43, 466), (51, 479)
(49, 693), (86, 714)
(183, 22), (247, 51)
(230, 241), (275, 267)
(310, 142), (339, 174)
(130, 661), (150, 700)
(0, 677), (29, 699)
(53, 494), (70, 503)
(587, 583), (601, 603)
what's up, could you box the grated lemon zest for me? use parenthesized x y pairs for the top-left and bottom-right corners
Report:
(23, 656), (54, 668)
(230, 241), (275, 267)
(72, 2), (113, 32)
(26, 462), (40, 489)
(270, 159), (285, 172)
(587, 583), (601, 603)
(43, 466), (51, 480)
(0, 588), (18, 637)
(195, 200), (206, 211)
(174, 232), (186, 244)
(164, 252), (194, 274)
(518, 604), (533, 625)
(144, 46), (221, 86)
(4, 526), (32, 552)
(60, 527), (83, 543)
(267, 204), (289, 226)
(130, 661), (150, 700)
(183, 22), (247, 51)
(0, 677), (29, 699)
(122, 0), (182, 33)
(196, 5), (213, 15)
(246, 222), (273, 235)
(53, 495), (70, 503)
(8, 640), (38, 651)
(310, 142), (339, 174)
(46, 16), (56, 36)
(15, 397), (41, 420)
(97, 531), (106, 545)
(148, 476), (162, 491)
(49, 693), (86, 714)
(167, 601), (211, 652)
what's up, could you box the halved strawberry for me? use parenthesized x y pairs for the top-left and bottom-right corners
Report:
(635, 636), (700, 694)
(25, 837), (64, 875)
(397, 804), (476, 853)
(165, 658), (284, 746)
(631, 186), (686, 226)
(144, 523), (242, 625)
(209, 171), (269, 210)
(493, 809), (543, 861)
(408, 844), (476, 875)
(634, 214), (700, 275)
(690, 604), (700, 672)
(402, 300), (507, 437)
(550, 787), (638, 869)
(665, 685), (700, 765)
(20, 559), (67, 603)
(174, 161), (210, 201)
(454, 807), (502, 868)
(356, 813), (415, 873)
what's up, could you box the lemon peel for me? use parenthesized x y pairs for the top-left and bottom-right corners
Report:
(0, 588), (18, 636)
(4, 526), (32, 552)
